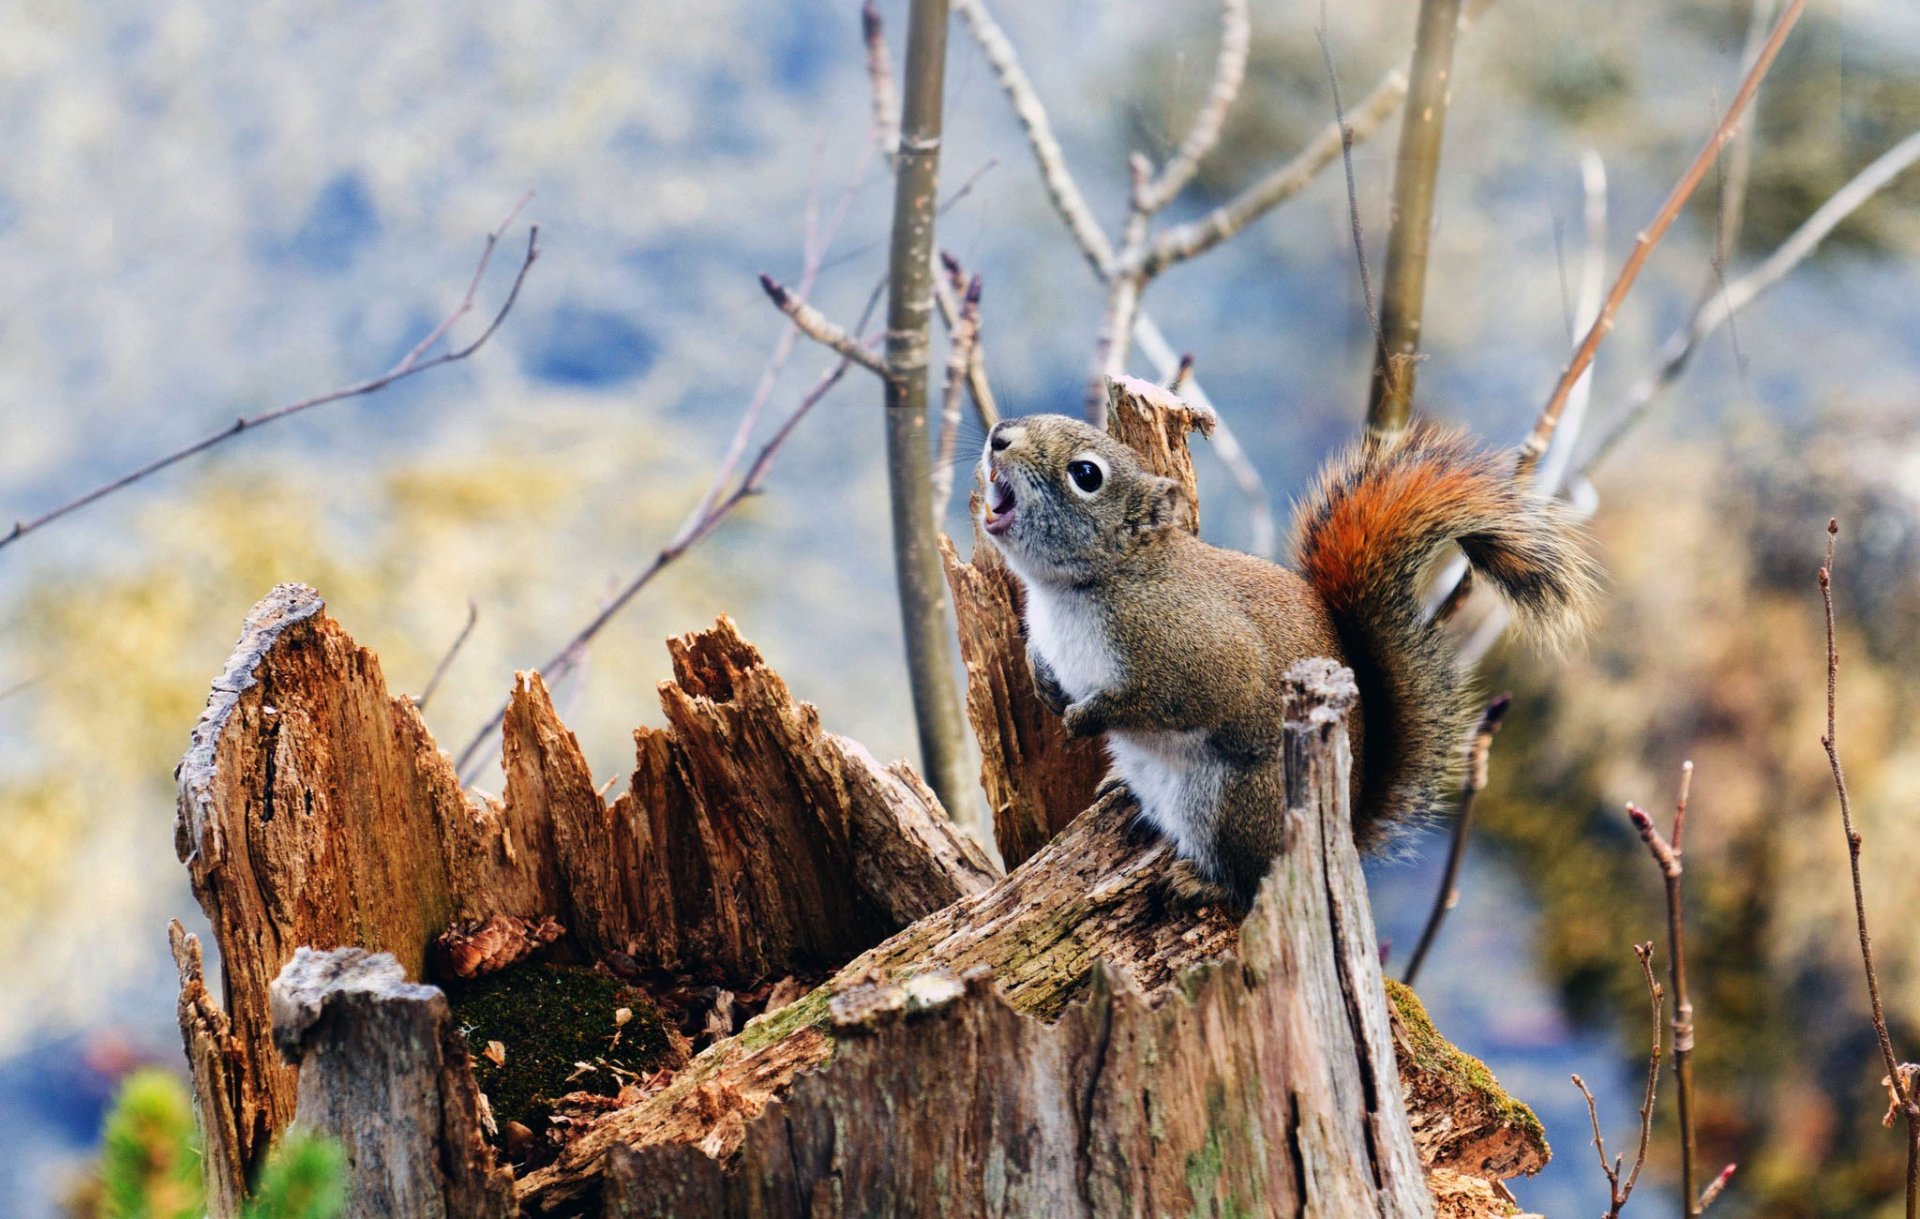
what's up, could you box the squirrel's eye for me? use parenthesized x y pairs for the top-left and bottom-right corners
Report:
(1067, 459), (1104, 495)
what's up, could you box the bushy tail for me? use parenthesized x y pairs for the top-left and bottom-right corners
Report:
(1291, 423), (1600, 847)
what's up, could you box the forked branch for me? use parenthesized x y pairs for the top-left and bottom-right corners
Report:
(1572, 942), (1664, 1219)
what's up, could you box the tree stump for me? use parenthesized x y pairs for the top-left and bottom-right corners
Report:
(269, 946), (516, 1218)
(169, 386), (1546, 1217)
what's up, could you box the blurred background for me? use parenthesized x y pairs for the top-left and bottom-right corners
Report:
(3, 0), (1918, 1213)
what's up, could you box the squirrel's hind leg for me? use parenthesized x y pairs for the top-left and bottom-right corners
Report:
(1209, 763), (1292, 911)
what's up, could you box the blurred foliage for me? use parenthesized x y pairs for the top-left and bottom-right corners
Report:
(1471, 412), (1920, 1215)
(67, 1069), (345, 1219)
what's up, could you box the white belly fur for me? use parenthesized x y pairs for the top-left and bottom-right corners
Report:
(1021, 581), (1116, 701)
(1106, 729), (1225, 867)
(1020, 581), (1223, 867)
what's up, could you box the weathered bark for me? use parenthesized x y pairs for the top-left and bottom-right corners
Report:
(169, 921), (247, 1219)
(1104, 373), (1213, 534)
(543, 663), (1436, 1217)
(174, 593), (989, 1211)
(269, 946), (517, 1218)
(940, 530), (1104, 867)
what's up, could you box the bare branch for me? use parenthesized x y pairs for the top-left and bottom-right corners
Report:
(1819, 520), (1920, 1217)
(2, 197), (540, 554)
(953, 0), (1115, 274)
(1142, 66), (1406, 278)
(863, 0), (901, 163)
(1705, 0), (1777, 295)
(1366, 0), (1465, 437)
(934, 266), (999, 427)
(880, 0), (975, 820)
(932, 270), (983, 511)
(1138, 0), (1252, 213)
(1581, 128), (1920, 477)
(1402, 694), (1510, 985)
(1621, 942), (1663, 1205)
(1534, 149), (1607, 498)
(1572, 943), (1664, 1218)
(415, 599), (479, 713)
(1627, 764), (1704, 1213)
(759, 273), (891, 379)
(1515, 0), (1808, 481)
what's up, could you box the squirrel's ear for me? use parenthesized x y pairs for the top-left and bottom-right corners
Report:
(1141, 476), (1187, 532)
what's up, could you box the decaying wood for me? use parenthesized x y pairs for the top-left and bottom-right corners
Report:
(174, 589), (989, 1210)
(940, 530), (1105, 867)
(270, 946), (517, 1219)
(169, 922), (246, 1219)
(1103, 373), (1213, 534)
(437, 915), (568, 981)
(175, 384), (1544, 1214)
(524, 663), (1506, 1216)
(1387, 981), (1549, 1180)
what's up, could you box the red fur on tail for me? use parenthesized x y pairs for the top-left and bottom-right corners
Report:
(1292, 424), (1598, 844)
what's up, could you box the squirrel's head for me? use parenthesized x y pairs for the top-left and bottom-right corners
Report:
(978, 414), (1187, 586)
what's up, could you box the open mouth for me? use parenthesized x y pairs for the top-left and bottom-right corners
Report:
(983, 473), (1017, 536)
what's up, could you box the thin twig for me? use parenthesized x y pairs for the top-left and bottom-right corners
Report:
(1366, 0), (1464, 437)
(931, 270), (983, 511)
(1572, 943), (1664, 1218)
(1316, 23), (1391, 387)
(2, 196), (540, 554)
(934, 265), (999, 426)
(1402, 694), (1510, 986)
(415, 599), (479, 713)
(1138, 0), (1252, 213)
(1536, 150), (1609, 498)
(1515, 0), (1807, 481)
(758, 274), (892, 379)
(863, 0), (900, 163)
(1819, 519), (1920, 1219)
(454, 324), (878, 781)
(1702, 0), (1776, 315)
(953, 0), (1115, 274)
(1581, 128), (1920, 476)
(1627, 760), (1710, 1213)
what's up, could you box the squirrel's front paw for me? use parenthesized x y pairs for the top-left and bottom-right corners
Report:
(1061, 700), (1107, 739)
(1162, 858), (1229, 907)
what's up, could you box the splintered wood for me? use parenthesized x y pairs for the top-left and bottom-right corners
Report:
(175, 377), (1545, 1217)
(172, 590), (989, 1212)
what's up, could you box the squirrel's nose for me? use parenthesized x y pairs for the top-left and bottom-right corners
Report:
(989, 424), (1024, 452)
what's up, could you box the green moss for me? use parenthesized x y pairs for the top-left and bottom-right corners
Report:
(1385, 979), (1548, 1151)
(1181, 1081), (1259, 1219)
(447, 962), (678, 1134)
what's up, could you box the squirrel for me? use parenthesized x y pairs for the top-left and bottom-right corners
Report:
(977, 412), (1599, 908)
